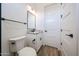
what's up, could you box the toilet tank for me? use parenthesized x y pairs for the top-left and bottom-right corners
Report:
(9, 36), (26, 52)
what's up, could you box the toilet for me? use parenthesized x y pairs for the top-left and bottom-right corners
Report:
(18, 47), (36, 56)
(9, 36), (37, 56)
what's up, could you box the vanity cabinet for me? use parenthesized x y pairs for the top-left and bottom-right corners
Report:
(26, 33), (42, 52)
(35, 33), (42, 52)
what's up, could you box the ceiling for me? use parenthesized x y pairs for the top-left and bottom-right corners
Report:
(26, 3), (56, 7)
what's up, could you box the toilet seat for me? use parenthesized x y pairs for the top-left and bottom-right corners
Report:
(18, 47), (37, 56)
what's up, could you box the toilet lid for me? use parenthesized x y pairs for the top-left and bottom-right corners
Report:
(18, 47), (37, 56)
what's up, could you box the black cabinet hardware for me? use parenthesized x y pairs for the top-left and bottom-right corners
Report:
(32, 39), (35, 44)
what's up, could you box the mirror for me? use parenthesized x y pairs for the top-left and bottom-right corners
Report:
(27, 11), (36, 33)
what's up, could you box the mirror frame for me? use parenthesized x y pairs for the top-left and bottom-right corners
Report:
(27, 11), (36, 33)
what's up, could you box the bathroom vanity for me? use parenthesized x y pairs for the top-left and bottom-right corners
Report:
(26, 10), (43, 52)
(26, 31), (43, 52)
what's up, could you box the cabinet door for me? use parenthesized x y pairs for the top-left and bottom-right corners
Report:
(27, 34), (37, 50)
(27, 34), (42, 52)
(36, 34), (42, 52)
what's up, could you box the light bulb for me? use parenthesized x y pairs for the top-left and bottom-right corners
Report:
(27, 5), (31, 10)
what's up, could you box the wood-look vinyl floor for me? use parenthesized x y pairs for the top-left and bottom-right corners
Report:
(37, 45), (62, 56)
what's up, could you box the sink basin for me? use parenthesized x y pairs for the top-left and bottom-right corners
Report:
(27, 29), (43, 34)
(28, 31), (39, 34)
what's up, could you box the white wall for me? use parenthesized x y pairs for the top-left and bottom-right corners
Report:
(36, 8), (44, 31)
(1, 3), (27, 56)
(2, 3), (27, 22)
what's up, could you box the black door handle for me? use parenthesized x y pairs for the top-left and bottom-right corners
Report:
(66, 34), (73, 38)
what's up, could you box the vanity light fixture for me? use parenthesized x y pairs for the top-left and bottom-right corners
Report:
(27, 5), (37, 15)
(27, 5), (32, 10)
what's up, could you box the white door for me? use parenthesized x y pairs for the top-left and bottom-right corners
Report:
(61, 3), (77, 56)
(44, 4), (61, 48)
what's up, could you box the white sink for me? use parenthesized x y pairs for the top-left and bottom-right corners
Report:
(28, 31), (39, 34)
